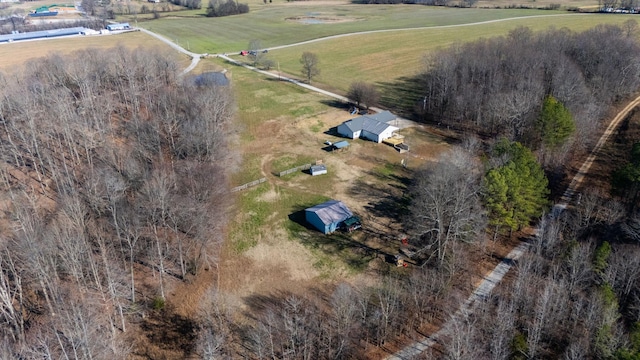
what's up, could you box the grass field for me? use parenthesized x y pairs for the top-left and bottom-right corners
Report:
(0, 31), (190, 71)
(262, 13), (640, 93)
(134, 7), (567, 53)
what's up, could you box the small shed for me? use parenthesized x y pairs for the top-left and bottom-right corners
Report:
(305, 200), (353, 234)
(310, 164), (327, 176)
(332, 141), (349, 151)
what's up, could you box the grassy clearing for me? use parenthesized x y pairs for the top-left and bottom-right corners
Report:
(271, 154), (315, 174)
(134, 7), (563, 53)
(285, 203), (377, 274)
(226, 61), (328, 140)
(0, 31), (183, 71)
(230, 153), (263, 186)
(267, 13), (640, 93)
(230, 183), (330, 252)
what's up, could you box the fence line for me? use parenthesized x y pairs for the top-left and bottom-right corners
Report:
(278, 163), (312, 177)
(231, 177), (267, 192)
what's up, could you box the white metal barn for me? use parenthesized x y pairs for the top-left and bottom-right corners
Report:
(337, 111), (399, 143)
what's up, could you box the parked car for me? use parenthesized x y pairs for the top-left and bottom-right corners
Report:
(342, 216), (361, 233)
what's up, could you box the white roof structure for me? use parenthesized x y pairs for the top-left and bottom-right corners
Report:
(341, 110), (397, 136)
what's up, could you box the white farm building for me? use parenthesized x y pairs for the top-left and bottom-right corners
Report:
(337, 111), (399, 143)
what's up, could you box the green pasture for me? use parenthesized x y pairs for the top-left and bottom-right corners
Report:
(224, 58), (334, 183)
(264, 14), (640, 93)
(134, 7), (564, 53)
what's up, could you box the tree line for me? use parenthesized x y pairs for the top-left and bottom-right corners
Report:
(419, 22), (640, 153)
(0, 47), (235, 357)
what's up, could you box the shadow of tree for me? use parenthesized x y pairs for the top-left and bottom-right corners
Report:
(319, 99), (351, 110)
(377, 76), (424, 119)
(137, 305), (198, 358)
(349, 164), (412, 223)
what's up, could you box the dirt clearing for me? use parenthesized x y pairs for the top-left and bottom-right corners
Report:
(218, 104), (450, 305)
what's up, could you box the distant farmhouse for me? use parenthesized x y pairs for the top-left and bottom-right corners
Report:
(337, 111), (399, 143)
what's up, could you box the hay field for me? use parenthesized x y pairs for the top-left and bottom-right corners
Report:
(0, 31), (189, 72)
(137, 7), (563, 53)
(264, 13), (640, 93)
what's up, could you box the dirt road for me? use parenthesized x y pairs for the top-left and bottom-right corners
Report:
(137, 28), (204, 75)
(386, 94), (640, 359)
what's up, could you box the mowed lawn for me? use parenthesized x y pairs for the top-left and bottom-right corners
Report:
(0, 32), (188, 72)
(136, 7), (565, 53)
(264, 13), (640, 94)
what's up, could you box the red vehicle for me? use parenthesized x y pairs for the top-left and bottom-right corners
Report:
(240, 50), (248, 56)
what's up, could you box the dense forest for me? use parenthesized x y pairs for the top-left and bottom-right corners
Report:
(0, 47), (235, 357)
(419, 22), (640, 163)
(1, 23), (640, 359)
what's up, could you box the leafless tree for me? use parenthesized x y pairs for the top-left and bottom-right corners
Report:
(405, 148), (486, 264)
(347, 81), (380, 110)
(300, 52), (320, 83)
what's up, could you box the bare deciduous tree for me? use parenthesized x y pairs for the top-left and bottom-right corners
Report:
(300, 52), (320, 83)
(406, 148), (486, 264)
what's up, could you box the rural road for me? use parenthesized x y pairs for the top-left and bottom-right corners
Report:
(137, 28), (205, 75)
(138, 13), (591, 78)
(387, 241), (530, 360)
(386, 93), (640, 359)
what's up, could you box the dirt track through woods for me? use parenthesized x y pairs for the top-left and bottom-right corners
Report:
(386, 94), (640, 359)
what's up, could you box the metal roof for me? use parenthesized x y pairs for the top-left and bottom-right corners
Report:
(367, 110), (396, 123)
(333, 141), (350, 149)
(306, 200), (353, 225)
(0, 27), (89, 43)
(341, 111), (398, 136)
(310, 164), (326, 172)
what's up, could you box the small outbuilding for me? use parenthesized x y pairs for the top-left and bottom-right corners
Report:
(305, 200), (353, 234)
(310, 164), (327, 176)
(332, 140), (350, 151)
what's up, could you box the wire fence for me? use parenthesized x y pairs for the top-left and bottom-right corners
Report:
(231, 177), (267, 192)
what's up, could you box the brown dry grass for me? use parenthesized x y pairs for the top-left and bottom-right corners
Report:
(0, 31), (189, 72)
(217, 104), (451, 300)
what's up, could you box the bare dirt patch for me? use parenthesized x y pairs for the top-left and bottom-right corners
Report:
(286, 14), (362, 24)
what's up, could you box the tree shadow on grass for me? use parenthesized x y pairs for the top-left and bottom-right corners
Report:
(319, 99), (351, 110)
(349, 162), (412, 222)
(376, 76), (425, 119)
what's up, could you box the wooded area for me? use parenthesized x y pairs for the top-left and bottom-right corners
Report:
(1, 21), (640, 359)
(419, 22), (640, 155)
(0, 47), (235, 357)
